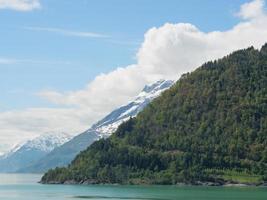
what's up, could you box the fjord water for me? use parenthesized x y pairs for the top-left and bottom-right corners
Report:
(0, 174), (266, 200)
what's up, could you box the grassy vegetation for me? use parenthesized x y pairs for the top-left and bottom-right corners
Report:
(205, 168), (262, 184)
(222, 174), (261, 184)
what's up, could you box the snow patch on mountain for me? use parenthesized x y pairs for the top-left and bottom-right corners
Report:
(96, 116), (131, 136)
(118, 105), (139, 119)
(1, 132), (72, 159)
(23, 132), (73, 152)
(0, 132), (73, 172)
(92, 79), (174, 137)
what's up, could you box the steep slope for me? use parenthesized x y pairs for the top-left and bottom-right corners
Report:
(92, 80), (174, 137)
(41, 45), (267, 185)
(0, 132), (72, 172)
(21, 80), (174, 172)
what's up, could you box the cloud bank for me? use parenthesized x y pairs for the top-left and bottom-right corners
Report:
(0, 0), (41, 11)
(1, 0), (267, 154)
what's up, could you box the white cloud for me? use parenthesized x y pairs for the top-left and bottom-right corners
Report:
(1, 0), (267, 154)
(0, 0), (41, 11)
(38, 65), (145, 111)
(25, 27), (109, 38)
(237, 0), (265, 19)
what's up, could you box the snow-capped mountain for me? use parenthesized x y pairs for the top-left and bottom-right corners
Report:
(92, 79), (174, 137)
(0, 132), (72, 172)
(21, 132), (72, 153)
(18, 80), (174, 173)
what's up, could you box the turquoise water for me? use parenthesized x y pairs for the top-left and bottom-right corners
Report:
(0, 174), (266, 200)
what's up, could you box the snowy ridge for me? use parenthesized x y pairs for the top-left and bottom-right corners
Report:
(1, 132), (73, 159)
(0, 142), (25, 159)
(92, 80), (174, 137)
(0, 132), (73, 172)
(95, 116), (131, 136)
(22, 132), (73, 152)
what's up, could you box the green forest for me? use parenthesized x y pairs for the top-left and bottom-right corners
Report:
(41, 45), (267, 185)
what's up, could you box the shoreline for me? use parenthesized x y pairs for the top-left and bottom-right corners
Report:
(40, 180), (267, 187)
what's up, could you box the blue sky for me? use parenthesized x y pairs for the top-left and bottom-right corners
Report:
(0, 0), (248, 111)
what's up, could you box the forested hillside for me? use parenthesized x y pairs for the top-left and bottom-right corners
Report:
(41, 45), (267, 185)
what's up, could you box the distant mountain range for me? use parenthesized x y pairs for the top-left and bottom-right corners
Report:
(0, 80), (173, 173)
(0, 132), (72, 172)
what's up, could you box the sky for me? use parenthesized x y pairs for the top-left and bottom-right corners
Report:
(0, 0), (267, 154)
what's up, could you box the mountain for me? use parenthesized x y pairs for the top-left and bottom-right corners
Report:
(20, 80), (174, 173)
(41, 45), (267, 185)
(92, 80), (174, 137)
(0, 132), (72, 173)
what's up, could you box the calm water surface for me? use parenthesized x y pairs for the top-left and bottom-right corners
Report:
(0, 174), (266, 200)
